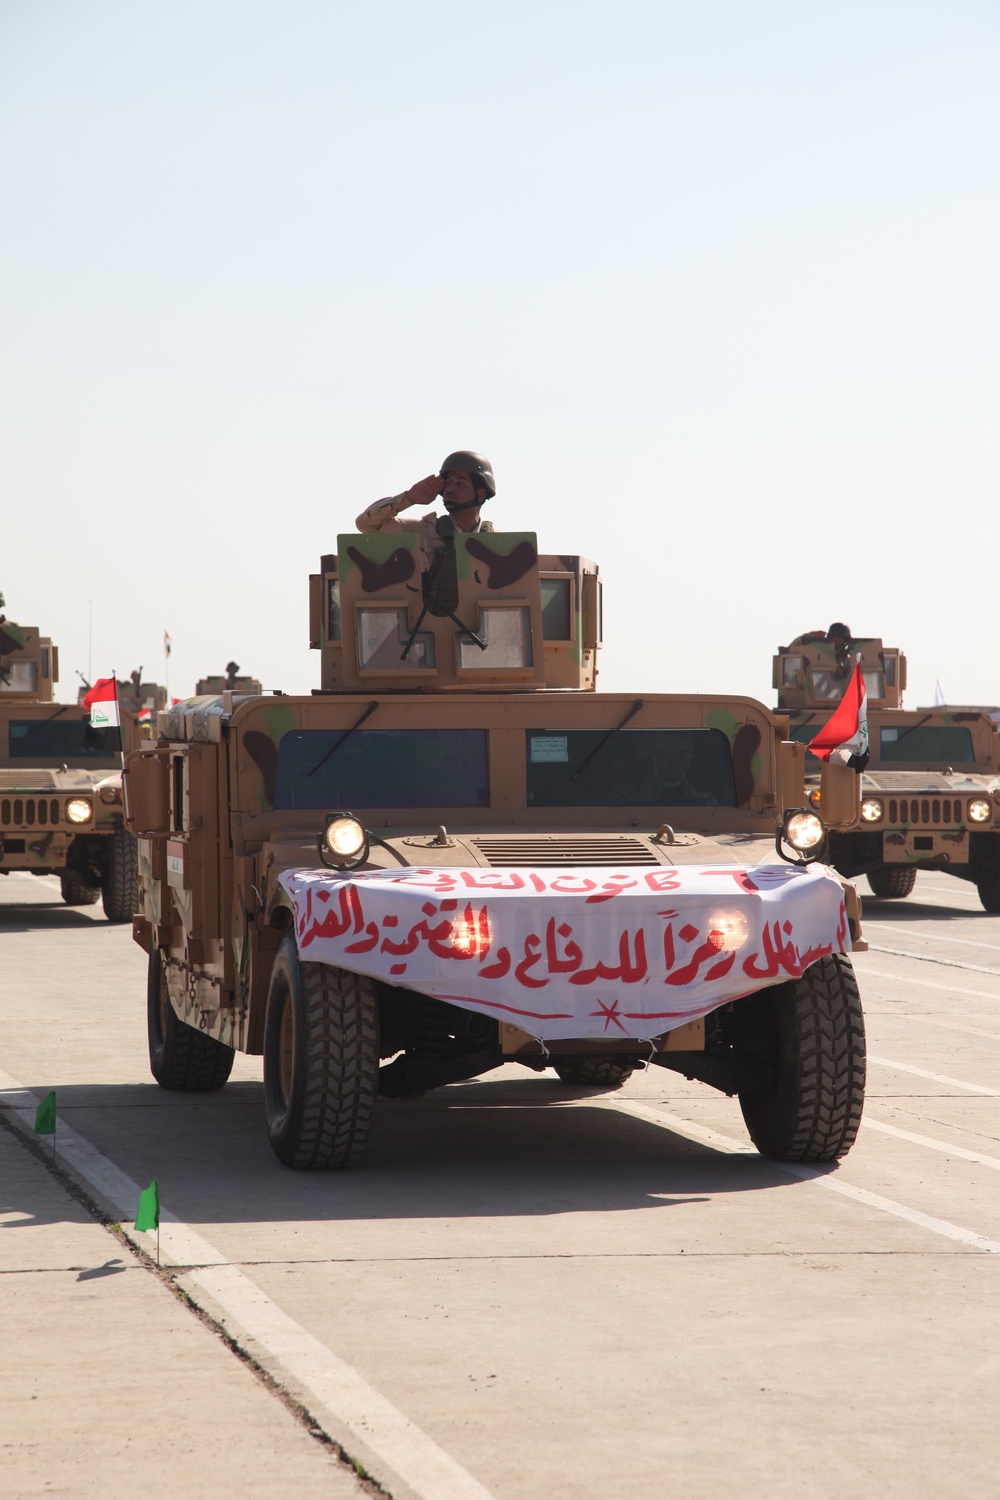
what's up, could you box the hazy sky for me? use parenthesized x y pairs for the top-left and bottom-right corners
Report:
(2, 1), (997, 710)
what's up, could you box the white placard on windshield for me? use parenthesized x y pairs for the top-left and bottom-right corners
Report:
(530, 735), (569, 762)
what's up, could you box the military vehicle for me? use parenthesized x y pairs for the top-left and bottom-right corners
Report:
(123, 531), (868, 1172)
(1, 614), (141, 921)
(775, 631), (1000, 910)
(195, 661), (262, 697)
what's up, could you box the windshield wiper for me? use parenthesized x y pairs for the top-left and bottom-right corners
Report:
(46, 705), (69, 722)
(306, 700), (379, 778)
(569, 698), (644, 782)
(892, 713), (933, 747)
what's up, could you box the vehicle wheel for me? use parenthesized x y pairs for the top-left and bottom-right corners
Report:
(147, 947), (235, 1091)
(736, 954), (866, 1163)
(60, 870), (100, 906)
(102, 824), (139, 923)
(552, 1057), (635, 1089)
(866, 865), (917, 900)
(263, 933), (379, 1170)
(977, 876), (1000, 914)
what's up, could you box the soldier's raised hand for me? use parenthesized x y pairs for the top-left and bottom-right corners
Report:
(403, 474), (443, 508)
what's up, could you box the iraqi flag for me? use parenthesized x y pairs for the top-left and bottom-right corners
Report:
(81, 676), (121, 729)
(808, 660), (869, 770)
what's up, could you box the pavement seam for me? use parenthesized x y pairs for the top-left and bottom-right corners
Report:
(0, 1105), (390, 1500)
(866, 943), (1000, 976)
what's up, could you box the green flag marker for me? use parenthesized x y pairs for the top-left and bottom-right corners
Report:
(34, 1091), (56, 1136)
(135, 1179), (160, 1233)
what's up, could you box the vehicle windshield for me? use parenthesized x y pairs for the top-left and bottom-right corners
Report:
(879, 725), (975, 764)
(273, 729), (489, 809)
(7, 719), (121, 760)
(809, 668), (885, 703)
(788, 722), (827, 771)
(525, 728), (737, 807)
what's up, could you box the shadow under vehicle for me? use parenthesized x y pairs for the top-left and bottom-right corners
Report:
(775, 632), (1000, 910)
(123, 533), (869, 1171)
(1, 616), (141, 922)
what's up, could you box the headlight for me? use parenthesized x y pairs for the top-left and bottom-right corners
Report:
(861, 798), (883, 823)
(66, 799), (93, 824)
(707, 910), (750, 952)
(968, 799), (991, 823)
(318, 813), (369, 869)
(449, 910), (493, 956)
(785, 811), (825, 851)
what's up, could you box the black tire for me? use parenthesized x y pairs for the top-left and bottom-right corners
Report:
(977, 877), (1000, 914)
(102, 823), (139, 924)
(263, 933), (379, 1170)
(147, 946), (235, 1091)
(552, 1057), (635, 1089)
(60, 870), (100, 906)
(867, 865), (917, 900)
(736, 954), (866, 1163)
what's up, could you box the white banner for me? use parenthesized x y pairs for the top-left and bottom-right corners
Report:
(278, 862), (852, 1042)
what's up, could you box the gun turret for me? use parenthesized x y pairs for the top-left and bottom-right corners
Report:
(310, 532), (602, 692)
(0, 620), (58, 701)
(773, 631), (906, 711)
(195, 665), (262, 696)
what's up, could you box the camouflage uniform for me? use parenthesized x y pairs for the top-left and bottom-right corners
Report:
(356, 494), (494, 570)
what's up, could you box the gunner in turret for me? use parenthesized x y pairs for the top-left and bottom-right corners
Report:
(356, 451), (496, 570)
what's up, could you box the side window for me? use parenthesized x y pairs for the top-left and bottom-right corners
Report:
(172, 756), (186, 831)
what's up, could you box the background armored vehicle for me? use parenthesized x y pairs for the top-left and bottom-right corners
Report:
(1, 617), (140, 921)
(195, 661), (262, 696)
(125, 532), (868, 1172)
(775, 632), (1000, 910)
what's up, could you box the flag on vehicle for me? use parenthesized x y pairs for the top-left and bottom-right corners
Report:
(81, 676), (121, 729)
(808, 660), (869, 771)
(135, 1179), (160, 1233)
(164, 630), (172, 658)
(34, 1090), (56, 1136)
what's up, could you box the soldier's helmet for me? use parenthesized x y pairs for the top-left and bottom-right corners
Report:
(440, 451), (496, 499)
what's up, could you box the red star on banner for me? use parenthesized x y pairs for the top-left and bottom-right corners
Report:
(591, 998), (627, 1033)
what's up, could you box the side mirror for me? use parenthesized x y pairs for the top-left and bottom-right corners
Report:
(122, 749), (169, 835)
(818, 760), (861, 830)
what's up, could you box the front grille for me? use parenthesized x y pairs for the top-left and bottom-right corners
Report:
(887, 797), (963, 826)
(470, 835), (660, 867)
(1, 797), (61, 828)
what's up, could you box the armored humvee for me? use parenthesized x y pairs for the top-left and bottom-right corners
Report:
(775, 633), (1000, 910)
(1, 617), (141, 920)
(124, 532), (869, 1171)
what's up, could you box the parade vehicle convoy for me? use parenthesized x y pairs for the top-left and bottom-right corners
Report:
(775, 632), (1000, 910)
(0, 616), (140, 921)
(124, 532), (869, 1171)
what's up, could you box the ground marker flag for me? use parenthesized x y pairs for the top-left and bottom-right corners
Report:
(136, 1179), (161, 1262)
(135, 1179), (160, 1233)
(808, 659), (870, 771)
(34, 1091), (56, 1135)
(34, 1090), (56, 1157)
